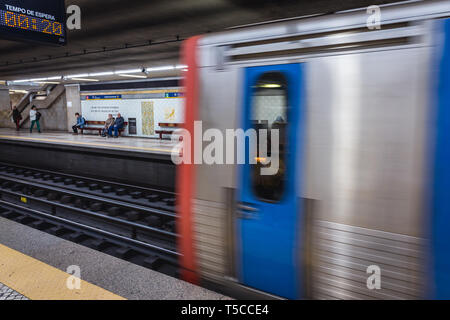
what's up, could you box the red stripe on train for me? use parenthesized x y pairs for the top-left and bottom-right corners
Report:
(176, 36), (201, 284)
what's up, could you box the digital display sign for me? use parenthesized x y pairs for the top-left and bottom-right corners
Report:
(0, 0), (66, 45)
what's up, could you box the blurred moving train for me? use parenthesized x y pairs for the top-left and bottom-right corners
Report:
(175, 0), (450, 299)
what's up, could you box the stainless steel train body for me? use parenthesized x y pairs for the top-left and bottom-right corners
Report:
(178, 0), (450, 299)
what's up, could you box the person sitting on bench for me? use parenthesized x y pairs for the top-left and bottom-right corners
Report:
(72, 113), (86, 134)
(108, 113), (125, 138)
(102, 114), (115, 137)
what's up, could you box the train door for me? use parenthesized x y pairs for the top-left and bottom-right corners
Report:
(237, 63), (304, 299)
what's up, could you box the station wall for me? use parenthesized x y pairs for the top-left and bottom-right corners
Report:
(65, 85), (82, 132)
(0, 88), (13, 129)
(80, 89), (185, 137)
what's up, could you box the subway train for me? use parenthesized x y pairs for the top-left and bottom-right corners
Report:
(175, 0), (450, 299)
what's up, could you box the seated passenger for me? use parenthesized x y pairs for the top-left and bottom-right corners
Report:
(72, 113), (86, 134)
(101, 114), (115, 137)
(108, 113), (125, 138)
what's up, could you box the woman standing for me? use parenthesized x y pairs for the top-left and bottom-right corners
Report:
(29, 106), (41, 133)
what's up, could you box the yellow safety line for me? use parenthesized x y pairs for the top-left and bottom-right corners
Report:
(0, 244), (125, 300)
(0, 135), (174, 154)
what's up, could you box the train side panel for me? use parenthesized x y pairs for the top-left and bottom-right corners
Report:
(304, 46), (430, 300)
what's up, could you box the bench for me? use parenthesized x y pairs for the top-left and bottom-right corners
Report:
(155, 123), (183, 140)
(80, 121), (128, 136)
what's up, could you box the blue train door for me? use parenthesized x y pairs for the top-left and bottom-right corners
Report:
(237, 63), (304, 299)
(431, 18), (450, 299)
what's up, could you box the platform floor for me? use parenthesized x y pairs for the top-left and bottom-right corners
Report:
(0, 129), (177, 155)
(0, 216), (228, 300)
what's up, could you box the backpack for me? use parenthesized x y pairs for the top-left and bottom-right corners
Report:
(36, 111), (42, 121)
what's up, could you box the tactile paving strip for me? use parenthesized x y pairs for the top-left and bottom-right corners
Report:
(0, 244), (124, 300)
(0, 283), (29, 300)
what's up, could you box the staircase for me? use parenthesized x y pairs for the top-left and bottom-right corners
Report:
(12, 84), (66, 128)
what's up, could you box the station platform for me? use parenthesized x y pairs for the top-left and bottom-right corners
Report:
(0, 129), (177, 189)
(0, 216), (229, 300)
(0, 129), (177, 156)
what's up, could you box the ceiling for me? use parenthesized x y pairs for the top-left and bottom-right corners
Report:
(0, 0), (404, 82)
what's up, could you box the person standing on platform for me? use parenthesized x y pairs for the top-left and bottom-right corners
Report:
(72, 113), (86, 134)
(29, 106), (41, 133)
(102, 114), (115, 137)
(12, 106), (22, 131)
(108, 113), (125, 138)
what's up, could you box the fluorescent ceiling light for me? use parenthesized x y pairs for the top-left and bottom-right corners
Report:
(89, 71), (114, 77)
(47, 76), (62, 80)
(36, 81), (61, 85)
(114, 69), (143, 74)
(146, 65), (175, 72)
(118, 74), (147, 79)
(12, 79), (33, 83)
(67, 74), (89, 78)
(11, 76), (63, 83)
(9, 90), (28, 94)
(7, 64), (182, 83)
(70, 78), (100, 82)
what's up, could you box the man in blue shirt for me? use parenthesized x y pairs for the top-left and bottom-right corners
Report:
(72, 113), (86, 134)
(108, 113), (125, 138)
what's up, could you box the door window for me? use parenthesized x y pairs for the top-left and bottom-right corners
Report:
(250, 72), (289, 202)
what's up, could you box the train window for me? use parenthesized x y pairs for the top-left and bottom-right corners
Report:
(250, 72), (288, 203)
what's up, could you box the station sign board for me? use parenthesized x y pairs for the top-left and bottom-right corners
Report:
(0, 0), (66, 45)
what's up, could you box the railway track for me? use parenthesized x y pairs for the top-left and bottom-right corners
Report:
(0, 162), (180, 278)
